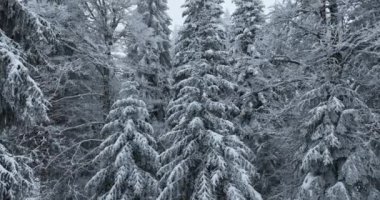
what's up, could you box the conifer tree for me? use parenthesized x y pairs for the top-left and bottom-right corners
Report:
(255, 1), (380, 198)
(0, 30), (49, 127)
(231, 0), (265, 55)
(86, 81), (160, 199)
(134, 0), (172, 124)
(272, 1), (380, 199)
(0, 143), (35, 200)
(158, 0), (262, 199)
(294, 82), (380, 200)
(0, 13), (49, 198)
(231, 0), (268, 147)
(137, 0), (172, 68)
(231, 0), (266, 115)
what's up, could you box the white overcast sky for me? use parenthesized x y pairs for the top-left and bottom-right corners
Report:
(167, 0), (278, 29)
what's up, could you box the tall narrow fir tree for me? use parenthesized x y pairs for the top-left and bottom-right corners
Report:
(158, 0), (262, 199)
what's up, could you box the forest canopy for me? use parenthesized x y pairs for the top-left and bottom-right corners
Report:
(0, 0), (379, 199)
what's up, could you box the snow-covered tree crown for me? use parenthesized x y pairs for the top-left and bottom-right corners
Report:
(0, 143), (35, 200)
(294, 81), (380, 200)
(137, 0), (172, 68)
(231, 0), (265, 55)
(158, 0), (263, 199)
(174, 0), (227, 67)
(86, 81), (160, 200)
(0, 31), (49, 126)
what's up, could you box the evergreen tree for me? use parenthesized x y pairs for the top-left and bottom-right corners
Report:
(137, 0), (172, 68)
(0, 30), (49, 127)
(231, 0), (267, 131)
(158, 0), (262, 199)
(251, 0), (380, 198)
(133, 0), (172, 124)
(86, 81), (160, 200)
(0, 0), (53, 128)
(266, 1), (380, 199)
(230, 4), (273, 192)
(231, 0), (265, 55)
(0, 143), (35, 200)
(0, 3), (52, 197)
(294, 82), (380, 200)
(1, 0), (379, 199)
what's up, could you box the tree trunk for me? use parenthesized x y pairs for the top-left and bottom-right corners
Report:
(102, 35), (114, 117)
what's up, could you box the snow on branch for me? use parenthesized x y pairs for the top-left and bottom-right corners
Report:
(0, 143), (35, 200)
(0, 31), (49, 125)
(0, 0), (57, 45)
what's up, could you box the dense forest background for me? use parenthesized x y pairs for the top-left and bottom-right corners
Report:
(0, 0), (379, 199)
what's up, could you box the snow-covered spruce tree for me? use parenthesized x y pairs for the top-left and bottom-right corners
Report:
(0, 143), (35, 200)
(0, 0), (58, 67)
(264, 1), (380, 199)
(0, 29), (48, 200)
(0, 30), (49, 127)
(230, 0), (266, 127)
(133, 0), (172, 125)
(86, 81), (160, 200)
(231, 0), (265, 55)
(293, 81), (380, 200)
(252, 1), (380, 198)
(137, 0), (172, 68)
(293, 4), (379, 198)
(158, 0), (262, 199)
(0, 0), (57, 44)
(230, 3), (274, 193)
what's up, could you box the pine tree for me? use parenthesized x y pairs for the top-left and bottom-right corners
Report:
(158, 0), (262, 199)
(86, 81), (160, 200)
(231, 0), (265, 55)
